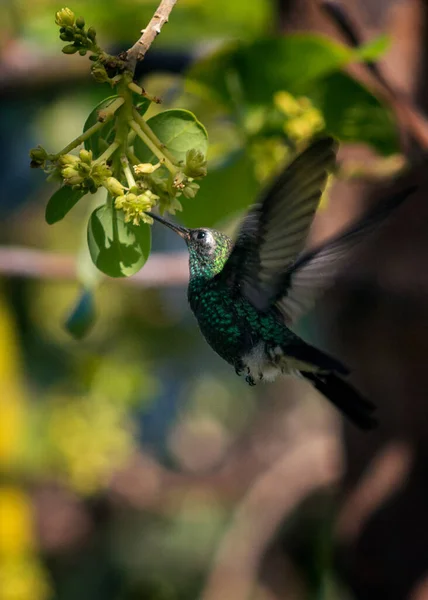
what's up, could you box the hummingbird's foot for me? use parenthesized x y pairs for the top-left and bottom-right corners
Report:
(234, 360), (245, 377)
(245, 374), (256, 386)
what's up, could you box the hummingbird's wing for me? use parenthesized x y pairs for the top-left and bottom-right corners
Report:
(221, 137), (337, 310)
(275, 185), (416, 325)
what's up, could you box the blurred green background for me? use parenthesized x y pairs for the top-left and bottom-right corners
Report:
(1, 1), (428, 599)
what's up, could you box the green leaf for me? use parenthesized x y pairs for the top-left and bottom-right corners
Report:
(64, 288), (96, 339)
(308, 72), (398, 154)
(87, 205), (151, 277)
(179, 150), (258, 228)
(45, 186), (86, 224)
(134, 109), (208, 164)
(187, 35), (355, 106)
(353, 35), (390, 62)
(83, 95), (119, 158)
(186, 33), (398, 155)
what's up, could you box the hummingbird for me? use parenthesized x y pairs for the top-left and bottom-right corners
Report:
(149, 137), (415, 429)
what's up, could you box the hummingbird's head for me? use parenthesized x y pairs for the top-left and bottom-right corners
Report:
(148, 213), (233, 279)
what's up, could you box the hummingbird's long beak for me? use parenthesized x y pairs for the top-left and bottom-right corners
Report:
(147, 212), (190, 239)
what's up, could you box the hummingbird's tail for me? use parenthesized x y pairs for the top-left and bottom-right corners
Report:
(301, 371), (377, 429)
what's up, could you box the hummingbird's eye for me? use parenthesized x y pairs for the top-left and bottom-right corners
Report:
(196, 231), (206, 240)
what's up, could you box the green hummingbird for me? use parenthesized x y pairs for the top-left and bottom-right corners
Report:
(149, 137), (414, 429)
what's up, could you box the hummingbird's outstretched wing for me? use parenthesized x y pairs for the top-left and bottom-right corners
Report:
(221, 137), (337, 310)
(275, 185), (416, 325)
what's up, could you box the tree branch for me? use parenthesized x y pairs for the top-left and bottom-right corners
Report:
(201, 435), (341, 600)
(125, 0), (178, 74)
(0, 247), (188, 286)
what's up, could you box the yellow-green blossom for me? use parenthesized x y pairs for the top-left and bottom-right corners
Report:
(133, 162), (161, 175)
(274, 91), (325, 142)
(55, 7), (75, 27)
(115, 190), (158, 226)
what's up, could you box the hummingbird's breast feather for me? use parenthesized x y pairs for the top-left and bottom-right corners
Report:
(188, 280), (247, 364)
(188, 278), (319, 378)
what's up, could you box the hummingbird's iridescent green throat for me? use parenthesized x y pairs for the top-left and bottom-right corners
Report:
(148, 212), (233, 280)
(150, 137), (416, 430)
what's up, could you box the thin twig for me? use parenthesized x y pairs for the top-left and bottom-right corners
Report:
(125, 0), (178, 74)
(320, 0), (428, 152)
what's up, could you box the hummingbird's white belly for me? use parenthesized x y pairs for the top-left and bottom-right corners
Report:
(242, 341), (320, 382)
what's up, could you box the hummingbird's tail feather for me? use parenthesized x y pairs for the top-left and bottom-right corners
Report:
(284, 339), (349, 375)
(301, 371), (377, 430)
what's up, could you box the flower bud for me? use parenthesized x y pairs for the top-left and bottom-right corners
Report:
(91, 162), (112, 185)
(55, 8), (75, 27)
(29, 146), (48, 162)
(114, 195), (126, 209)
(66, 175), (85, 186)
(182, 181), (200, 199)
(141, 213), (154, 225)
(58, 154), (79, 167)
(61, 166), (80, 179)
(91, 64), (109, 83)
(62, 44), (78, 55)
(185, 148), (207, 178)
(87, 27), (97, 42)
(79, 149), (92, 164)
(143, 189), (159, 202)
(79, 48), (87, 56)
(78, 162), (91, 175)
(76, 16), (85, 28)
(105, 177), (125, 197)
(134, 162), (161, 175)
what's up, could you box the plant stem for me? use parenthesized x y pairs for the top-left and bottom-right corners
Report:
(51, 121), (105, 159)
(121, 154), (137, 188)
(97, 96), (125, 121)
(132, 108), (178, 165)
(125, 0), (178, 74)
(93, 141), (120, 165)
(126, 150), (140, 165)
(128, 82), (161, 104)
(129, 120), (178, 174)
(50, 97), (124, 160)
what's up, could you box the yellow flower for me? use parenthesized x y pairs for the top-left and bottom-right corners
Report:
(0, 557), (51, 600)
(274, 91), (302, 117)
(0, 486), (34, 556)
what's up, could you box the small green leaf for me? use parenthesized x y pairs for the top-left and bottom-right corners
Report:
(309, 72), (398, 154)
(64, 288), (96, 339)
(45, 186), (86, 224)
(87, 205), (151, 277)
(353, 35), (390, 62)
(83, 96), (117, 158)
(134, 109), (208, 164)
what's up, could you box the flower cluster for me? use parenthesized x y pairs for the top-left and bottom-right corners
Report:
(274, 91), (325, 141)
(115, 190), (158, 225)
(58, 150), (111, 193)
(55, 8), (98, 57)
